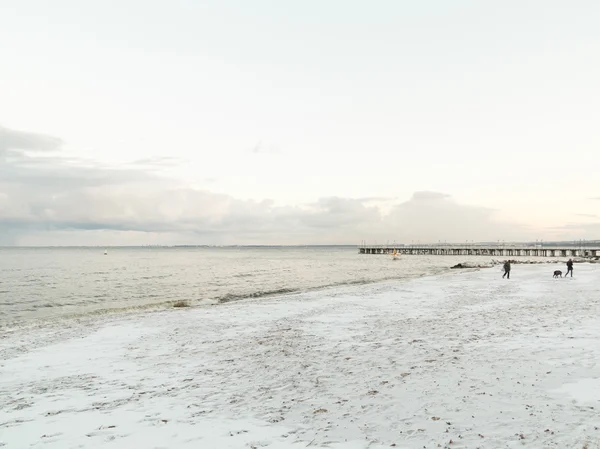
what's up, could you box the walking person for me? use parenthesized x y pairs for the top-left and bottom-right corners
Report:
(502, 260), (511, 279)
(566, 259), (574, 277)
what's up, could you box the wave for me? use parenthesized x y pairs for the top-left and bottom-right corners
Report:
(218, 288), (299, 303)
(0, 266), (456, 330)
(215, 269), (450, 304)
(232, 273), (257, 279)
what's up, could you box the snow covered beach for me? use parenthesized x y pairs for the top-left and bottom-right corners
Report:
(1, 264), (600, 448)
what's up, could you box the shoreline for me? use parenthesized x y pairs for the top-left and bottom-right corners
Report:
(1, 258), (596, 332)
(0, 267), (447, 338)
(0, 262), (457, 332)
(2, 264), (600, 448)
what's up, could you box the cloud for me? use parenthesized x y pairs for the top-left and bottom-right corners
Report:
(548, 222), (600, 236)
(0, 126), (539, 246)
(1, 125), (158, 193)
(410, 191), (451, 201)
(249, 140), (281, 154)
(378, 192), (527, 243)
(1, 185), (532, 245)
(0, 125), (63, 154)
(128, 156), (187, 168)
(575, 213), (598, 218)
(590, 197), (600, 200)
(355, 196), (397, 203)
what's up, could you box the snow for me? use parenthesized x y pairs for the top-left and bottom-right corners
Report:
(2, 264), (600, 448)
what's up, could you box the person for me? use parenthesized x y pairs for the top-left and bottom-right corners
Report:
(566, 259), (573, 277)
(502, 260), (511, 279)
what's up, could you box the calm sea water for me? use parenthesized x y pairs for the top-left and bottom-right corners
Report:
(0, 246), (496, 326)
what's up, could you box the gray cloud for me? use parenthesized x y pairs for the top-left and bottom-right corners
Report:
(0, 125), (63, 154)
(0, 185), (534, 245)
(0, 126), (542, 246)
(378, 192), (527, 243)
(1, 125), (157, 193)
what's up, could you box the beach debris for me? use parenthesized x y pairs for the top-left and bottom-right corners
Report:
(432, 417), (441, 421)
(313, 408), (328, 414)
(450, 262), (492, 269)
(229, 430), (249, 436)
(172, 301), (190, 308)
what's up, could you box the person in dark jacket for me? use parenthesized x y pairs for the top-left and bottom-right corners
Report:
(502, 260), (511, 279)
(566, 259), (574, 277)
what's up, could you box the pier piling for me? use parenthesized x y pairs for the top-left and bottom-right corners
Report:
(358, 245), (599, 258)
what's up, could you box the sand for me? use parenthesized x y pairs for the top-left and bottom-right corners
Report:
(1, 263), (600, 448)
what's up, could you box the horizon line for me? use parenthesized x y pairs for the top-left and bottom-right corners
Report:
(2, 240), (599, 249)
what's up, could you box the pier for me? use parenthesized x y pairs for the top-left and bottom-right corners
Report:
(359, 244), (600, 258)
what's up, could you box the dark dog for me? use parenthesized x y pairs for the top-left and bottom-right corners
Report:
(553, 270), (562, 278)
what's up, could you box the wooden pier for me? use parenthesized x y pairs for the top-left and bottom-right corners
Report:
(359, 245), (600, 258)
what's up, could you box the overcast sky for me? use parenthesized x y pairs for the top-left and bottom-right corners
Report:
(1, 0), (599, 245)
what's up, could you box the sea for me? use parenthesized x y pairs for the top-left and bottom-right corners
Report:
(0, 246), (497, 327)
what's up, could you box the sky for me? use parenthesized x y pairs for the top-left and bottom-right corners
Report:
(1, 0), (599, 245)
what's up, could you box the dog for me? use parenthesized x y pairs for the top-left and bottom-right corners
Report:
(553, 270), (562, 278)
